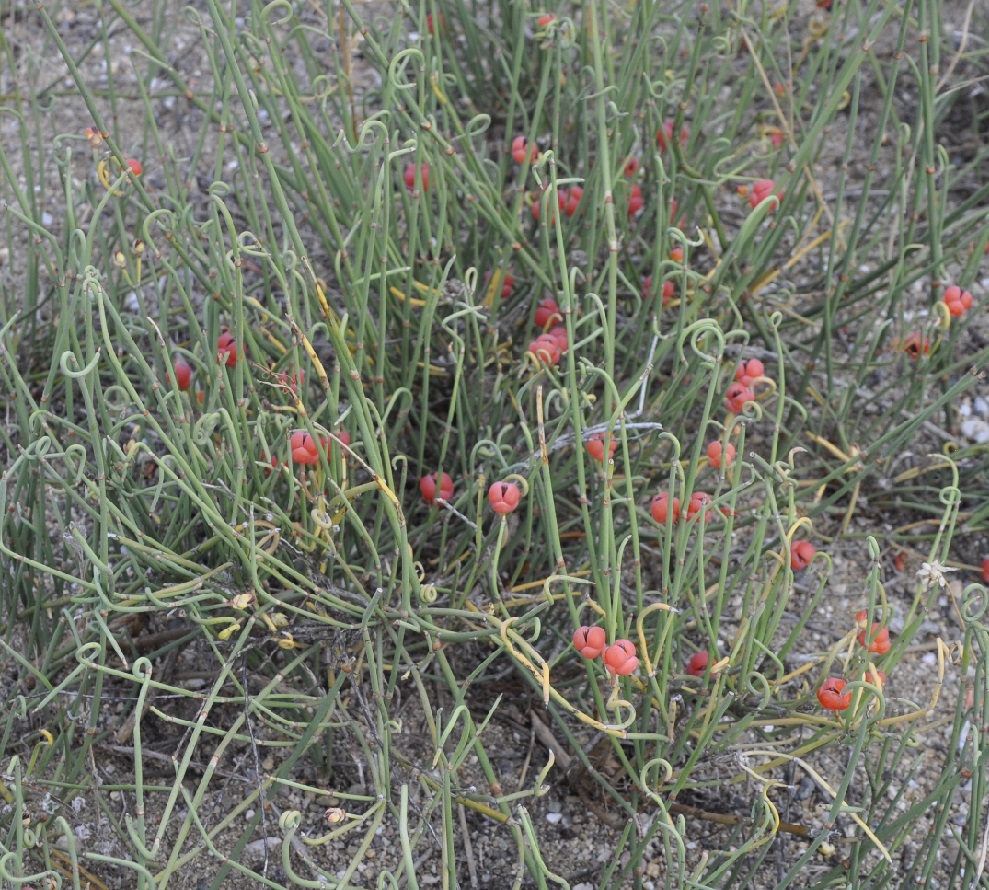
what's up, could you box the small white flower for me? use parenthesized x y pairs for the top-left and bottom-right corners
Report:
(916, 560), (957, 589)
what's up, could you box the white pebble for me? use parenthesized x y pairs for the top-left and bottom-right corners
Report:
(961, 419), (989, 445)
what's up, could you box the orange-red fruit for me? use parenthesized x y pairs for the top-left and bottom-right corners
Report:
(657, 121), (687, 151)
(857, 623), (891, 655)
(790, 540), (816, 571)
(644, 275), (676, 306)
(277, 369), (306, 396)
(817, 677), (851, 711)
(511, 135), (538, 165)
(983, 558), (989, 584)
(530, 195), (548, 222)
(623, 156), (640, 177)
(488, 481), (522, 515)
(735, 358), (765, 387)
(531, 189), (576, 224)
(706, 441), (735, 469)
(290, 430), (319, 466)
(650, 492), (681, 524)
(545, 326), (568, 351)
(172, 357), (192, 391)
(562, 186), (582, 217)
(217, 330), (239, 367)
(855, 608), (869, 626)
(685, 491), (712, 522)
(573, 625), (606, 659)
(484, 271), (514, 299)
(534, 297), (562, 329)
(865, 668), (888, 688)
(628, 184), (644, 217)
(537, 13), (557, 27)
(126, 158), (143, 176)
(725, 382), (754, 414)
(403, 163), (430, 192)
(903, 333), (930, 359)
(603, 639), (639, 675)
(420, 471), (454, 504)
(749, 179), (782, 209)
(686, 652), (709, 677)
(943, 285), (973, 318)
(528, 335), (561, 365)
(586, 432), (617, 463)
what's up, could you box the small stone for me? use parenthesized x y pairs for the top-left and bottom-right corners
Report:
(961, 419), (989, 445)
